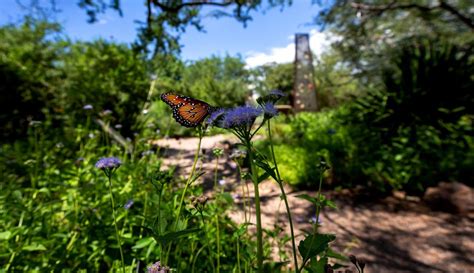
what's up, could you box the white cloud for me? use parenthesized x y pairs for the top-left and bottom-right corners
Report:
(244, 29), (332, 68)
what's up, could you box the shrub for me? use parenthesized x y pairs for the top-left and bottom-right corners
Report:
(266, 37), (473, 193)
(0, 20), (64, 140)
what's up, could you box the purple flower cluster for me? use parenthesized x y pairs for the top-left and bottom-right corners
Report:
(124, 199), (134, 209)
(269, 89), (285, 98)
(221, 106), (262, 128)
(206, 108), (226, 126)
(262, 102), (279, 118)
(147, 261), (170, 273)
(95, 157), (122, 170)
(83, 104), (93, 110)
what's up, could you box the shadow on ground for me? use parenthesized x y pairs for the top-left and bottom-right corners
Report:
(155, 135), (474, 273)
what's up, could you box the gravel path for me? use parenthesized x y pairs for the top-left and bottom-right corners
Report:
(154, 135), (474, 273)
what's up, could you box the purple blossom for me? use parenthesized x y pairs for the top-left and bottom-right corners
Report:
(101, 109), (113, 116)
(269, 89), (285, 98)
(206, 108), (226, 126)
(147, 261), (170, 273)
(221, 106), (262, 128)
(124, 199), (134, 209)
(232, 193), (241, 201)
(83, 104), (93, 110)
(262, 102), (279, 118)
(310, 216), (322, 225)
(95, 157), (122, 170)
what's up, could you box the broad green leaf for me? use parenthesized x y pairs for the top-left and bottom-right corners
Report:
(254, 160), (277, 182)
(22, 243), (47, 251)
(308, 257), (328, 273)
(298, 233), (336, 261)
(296, 194), (317, 204)
(258, 172), (270, 183)
(322, 199), (338, 210)
(132, 237), (154, 249)
(0, 231), (12, 240)
(326, 248), (348, 261)
(152, 228), (200, 245)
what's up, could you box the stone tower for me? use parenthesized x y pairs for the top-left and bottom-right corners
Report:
(293, 33), (317, 111)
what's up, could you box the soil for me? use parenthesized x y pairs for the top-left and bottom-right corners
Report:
(154, 135), (474, 273)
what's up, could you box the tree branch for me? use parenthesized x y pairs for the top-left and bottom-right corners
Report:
(147, 0), (152, 27)
(350, 1), (473, 29)
(439, 1), (474, 29)
(152, 0), (234, 13)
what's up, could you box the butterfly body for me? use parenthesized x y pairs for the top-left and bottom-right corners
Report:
(161, 92), (215, 127)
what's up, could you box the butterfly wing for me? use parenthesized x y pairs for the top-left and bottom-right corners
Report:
(161, 92), (187, 107)
(161, 93), (213, 127)
(173, 101), (211, 127)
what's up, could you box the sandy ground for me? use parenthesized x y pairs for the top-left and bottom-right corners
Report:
(154, 135), (474, 273)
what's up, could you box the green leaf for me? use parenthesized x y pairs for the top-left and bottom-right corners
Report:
(152, 228), (200, 245)
(298, 233), (336, 261)
(190, 171), (206, 184)
(296, 194), (317, 204)
(308, 257), (328, 273)
(0, 231), (12, 240)
(326, 248), (349, 261)
(258, 172), (270, 183)
(22, 243), (47, 251)
(132, 237), (154, 249)
(255, 160), (277, 182)
(322, 199), (338, 210)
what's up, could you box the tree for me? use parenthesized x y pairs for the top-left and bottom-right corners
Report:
(78, 0), (291, 56)
(314, 0), (473, 77)
(250, 62), (293, 104)
(0, 19), (64, 140)
(181, 55), (250, 107)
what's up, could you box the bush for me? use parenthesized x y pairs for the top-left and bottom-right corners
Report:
(256, 109), (356, 189)
(0, 20), (151, 140)
(62, 39), (150, 137)
(265, 37), (473, 193)
(0, 20), (64, 140)
(345, 37), (474, 193)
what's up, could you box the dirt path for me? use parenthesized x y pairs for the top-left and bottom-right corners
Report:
(154, 135), (474, 273)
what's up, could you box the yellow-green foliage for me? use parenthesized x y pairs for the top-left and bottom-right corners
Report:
(273, 145), (314, 186)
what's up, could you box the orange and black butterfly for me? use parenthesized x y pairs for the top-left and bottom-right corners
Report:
(160, 92), (216, 127)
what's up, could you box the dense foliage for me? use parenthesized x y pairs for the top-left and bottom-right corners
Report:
(0, 120), (244, 272)
(259, 37), (473, 193)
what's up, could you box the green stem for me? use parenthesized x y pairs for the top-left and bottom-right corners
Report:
(214, 156), (221, 273)
(267, 120), (299, 272)
(315, 169), (324, 234)
(108, 175), (126, 273)
(236, 237), (241, 273)
(297, 170), (325, 273)
(247, 142), (263, 273)
(167, 127), (203, 264)
(191, 244), (208, 273)
(174, 128), (203, 227)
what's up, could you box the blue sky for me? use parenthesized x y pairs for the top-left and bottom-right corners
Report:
(0, 0), (329, 66)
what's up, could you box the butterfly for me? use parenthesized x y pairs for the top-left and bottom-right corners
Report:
(160, 92), (216, 127)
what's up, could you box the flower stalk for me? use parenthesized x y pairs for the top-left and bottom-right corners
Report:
(95, 157), (125, 273)
(267, 119), (298, 272)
